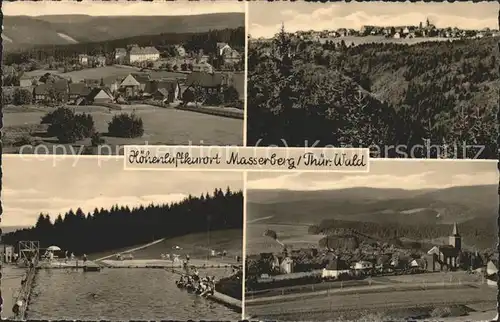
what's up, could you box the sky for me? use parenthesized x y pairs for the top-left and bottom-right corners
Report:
(249, 2), (500, 38)
(3, 0), (244, 16)
(2, 156), (243, 227)
(247, 160), (498, 191)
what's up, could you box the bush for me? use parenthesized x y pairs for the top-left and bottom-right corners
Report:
(44, 107), (95, 143)
(430, 306), (452, 318)
(13, 135), (33, 147)
(13, 88), (32, 105)
(223, 86), (240, 104)
(205, 92), (224, 106)
(91, 132), (105, 147)
(215, 273), (242, 300)
(182, 88), (195, 103)
(107, 113), (144, 138)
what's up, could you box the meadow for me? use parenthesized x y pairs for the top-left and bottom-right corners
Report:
(3, 105), (243, 154)
(246, 222), (324, 255)
(246, 276), (495, 321)
(88, 229), (243, 263)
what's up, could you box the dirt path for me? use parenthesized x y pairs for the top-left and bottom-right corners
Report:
(94, 238), (165, 262)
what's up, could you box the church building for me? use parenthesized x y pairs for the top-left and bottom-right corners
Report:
(427, 223), (462, 271)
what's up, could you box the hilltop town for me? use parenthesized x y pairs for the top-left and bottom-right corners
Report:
(253, 18), (499, 42)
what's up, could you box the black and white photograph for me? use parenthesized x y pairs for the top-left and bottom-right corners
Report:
(244, 160), (498, 321)
(2, 0), (245, 155)
(247, 2), (498, 159)
(0, 156), (243, 320)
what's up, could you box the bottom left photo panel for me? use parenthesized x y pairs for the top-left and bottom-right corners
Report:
(0, 155), (243, 321)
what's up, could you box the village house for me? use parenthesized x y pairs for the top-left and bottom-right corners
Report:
(184, 71), (225, 97)
(174, 45), (186, 57)
(216, 42), (232, 56)
(19, 74), (35, 87)
(280, 257), (294, 274)
(68, 83), (91, 105)
(115, 48), (127, 62)
(427, 223), (462, 271)
(192, 62), (214, 74)
(33, 79), (69, 103)
(351, 260), (374, 271)
(0, 244), (14, 263)
(322, 258), (351, 279)
(96, 56), (107, 67)
(119, 73), (150, 97)
(145, 79), (181, 103)
(78, 54), (89, 66)
(127, 46), (160, 64)
(86, 87), (114, 104)
(221, 47), (242, 65)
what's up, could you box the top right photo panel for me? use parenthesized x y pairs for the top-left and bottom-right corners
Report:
(247, 2), (498, 159)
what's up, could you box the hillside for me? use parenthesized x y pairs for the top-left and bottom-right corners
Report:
(3, 13), (244, 51)
(247, 30), (498, 158)
(247, 187), (430, 205)
(247, 185), (497, 225)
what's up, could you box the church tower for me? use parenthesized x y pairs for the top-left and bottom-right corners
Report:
(449, 222), (462, 250)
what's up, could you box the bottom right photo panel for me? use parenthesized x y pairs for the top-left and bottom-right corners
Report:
(244, 160), (498, 322)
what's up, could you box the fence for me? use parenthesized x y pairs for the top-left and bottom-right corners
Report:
(94, 102), (122, 110)
(175, 106), (244, 119)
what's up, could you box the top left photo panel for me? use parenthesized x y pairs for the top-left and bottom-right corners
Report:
(2, 0), (246, 155)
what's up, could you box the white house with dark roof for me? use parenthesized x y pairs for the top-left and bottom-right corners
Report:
(216, 42), (231, 56)
(127, 46), (160, 63)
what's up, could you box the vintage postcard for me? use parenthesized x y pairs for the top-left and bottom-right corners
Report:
(247, 2), (498, 159)
(0, 156), (243, 320)
(2, 0), (245, 155)
(245, 160), (498, 321)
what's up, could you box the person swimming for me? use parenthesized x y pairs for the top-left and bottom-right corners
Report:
(90, 292), (98, 299)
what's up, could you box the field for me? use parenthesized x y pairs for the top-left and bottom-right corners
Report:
(3, 105), (243, 154)
(59, 66), (140, 82)
(88, 229), (243, 263)
(60, 66), (186, 82)
(319, 35), (458, 46)
(246, 271), (496, 321)
(246, 222), (323, 255)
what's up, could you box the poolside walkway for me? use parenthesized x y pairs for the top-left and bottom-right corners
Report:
(1, 265), (25, 320)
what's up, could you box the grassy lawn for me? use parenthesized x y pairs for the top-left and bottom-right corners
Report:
(3, 105), (243, 154)
(88, 229), (243, 263)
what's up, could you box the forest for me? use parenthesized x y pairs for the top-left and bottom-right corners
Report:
(2, 188), (243, 255)
(247, 27), (497, 158)
(310, 217), (497, 251)
(4, 27), (245, 65)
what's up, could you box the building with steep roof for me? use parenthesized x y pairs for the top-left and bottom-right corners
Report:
(427, 223), (462, 271)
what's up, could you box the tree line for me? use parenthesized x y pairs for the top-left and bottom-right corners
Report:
(247, 27), (497, 158)
(2, 188), (243, 255)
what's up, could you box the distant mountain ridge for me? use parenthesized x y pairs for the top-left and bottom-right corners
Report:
(247, 185), (497, 225)
(3, 13), (244, 51)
